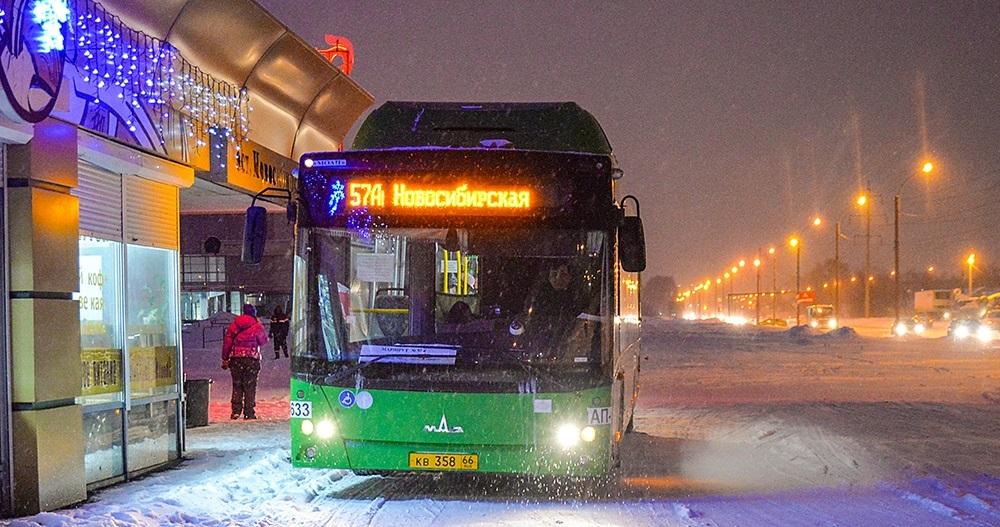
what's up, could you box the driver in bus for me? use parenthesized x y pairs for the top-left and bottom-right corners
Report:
(523, 261), (600, 359)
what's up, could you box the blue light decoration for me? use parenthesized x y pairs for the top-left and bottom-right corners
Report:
(328, 179), (346, 216)
(32, 0), (70, 53)
(346, 207), (374, 242)
(68, 0), (252, 148)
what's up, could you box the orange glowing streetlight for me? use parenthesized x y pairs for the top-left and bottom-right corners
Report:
(966, 253), (976, 295)
(789, 236), (802, 325)
(752, 257), (762, 324)
(921, 161), (934, 174)
(856, 194), (868, 207)
(812, 216), (822, 227)
(767, 247), (777, 320)
(738, 259), (746, 268)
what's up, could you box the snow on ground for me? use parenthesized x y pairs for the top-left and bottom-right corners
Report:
(3, 319), (999, 526)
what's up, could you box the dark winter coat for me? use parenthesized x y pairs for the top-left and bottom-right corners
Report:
(269, 315), (290, 339)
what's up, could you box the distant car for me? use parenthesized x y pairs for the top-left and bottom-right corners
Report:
(893, 316), (929, 337)
(806, 304), (837, 330)
(977, 310), (1000, 341)
(949, 315), (996, 342)
(759, 318), (788, 327)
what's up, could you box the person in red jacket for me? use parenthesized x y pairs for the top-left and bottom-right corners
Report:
(222, 304), (269, 420)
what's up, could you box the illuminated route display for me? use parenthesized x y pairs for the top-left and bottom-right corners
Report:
(348, 181), (531, 211)
(298, 150), (615, 226)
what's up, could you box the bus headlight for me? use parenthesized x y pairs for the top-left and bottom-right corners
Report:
(580, 426), (597, 442)
(976, 326), (993, 343)
(316, 419), (337, 440)
(829, 318), (838, 329)
(955, 325), (970, 340)
(810, 321), (818, 328)
(556, 423), (580, 449)
(301, 419), (314, 436)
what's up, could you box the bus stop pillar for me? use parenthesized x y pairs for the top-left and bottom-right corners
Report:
(7, 119), (86, 515)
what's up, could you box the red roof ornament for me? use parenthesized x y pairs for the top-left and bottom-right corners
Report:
(318, 35), (354, 76)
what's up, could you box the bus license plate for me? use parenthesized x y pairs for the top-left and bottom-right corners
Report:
(408, 453), (479, 471)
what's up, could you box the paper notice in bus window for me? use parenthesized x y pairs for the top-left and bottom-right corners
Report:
(587, 407), (612, 426)
(356, 253), (396, 282)
(360, 344), (457, 365)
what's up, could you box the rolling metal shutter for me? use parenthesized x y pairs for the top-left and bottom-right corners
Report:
(74, 161), (123, 240)
(126, 176), (179, 249)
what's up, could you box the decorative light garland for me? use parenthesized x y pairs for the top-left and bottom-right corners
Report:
(68, 0), (251, 149)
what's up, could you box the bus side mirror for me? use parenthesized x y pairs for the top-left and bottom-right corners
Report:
(620, 216), (646, 272)
(242, 205), (267, 265)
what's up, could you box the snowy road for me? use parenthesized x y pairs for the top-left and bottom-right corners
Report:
(5, 319), (999, 526)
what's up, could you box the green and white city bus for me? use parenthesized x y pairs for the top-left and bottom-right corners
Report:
(276, 102), (645, 477)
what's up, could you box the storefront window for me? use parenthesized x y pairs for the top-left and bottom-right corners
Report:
(126, 245), (179, 398)
(83, 409), (124, 483)
(78, 237), (124, 405)
(126, 401), (178, 473)
(181, 291), (228, 321)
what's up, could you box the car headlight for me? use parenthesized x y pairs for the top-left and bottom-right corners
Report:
(301, 419), (314, 436)
(556, 423), (581, 449)
(829, 318), (838, 329)
(810, 321), (818, 328)
(914, 323), (926, 335)
(894, 322), (908, 337)
(316, 419), (337, 439)
(976, 325), (993, 343)
(955, 325), (970, 340)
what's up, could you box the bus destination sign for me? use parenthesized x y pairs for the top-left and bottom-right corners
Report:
(305, 174), (535, 219)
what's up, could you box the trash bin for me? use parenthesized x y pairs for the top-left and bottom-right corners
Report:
(184, 379), (212, 428)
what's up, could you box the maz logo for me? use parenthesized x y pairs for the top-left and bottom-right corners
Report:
(424, 415), (464, 434)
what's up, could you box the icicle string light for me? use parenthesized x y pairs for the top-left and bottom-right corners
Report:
(68, 0), (251, 148)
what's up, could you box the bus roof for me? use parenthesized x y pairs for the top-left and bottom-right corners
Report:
(352, 102), (613, 155)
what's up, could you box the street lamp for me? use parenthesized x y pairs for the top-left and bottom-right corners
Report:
(753, 256), (762, 325)
(893, 161), (935, 326)
(768, 247), (777, 321)
(715, 278), (722, 316)
(724, 271), (732, 317)
(855, 191), (871, 318)
(967, 253), (976, 295)
(789, 237), (801, 325)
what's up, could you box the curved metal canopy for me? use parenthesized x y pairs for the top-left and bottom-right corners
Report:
(98, 0), (374, 160)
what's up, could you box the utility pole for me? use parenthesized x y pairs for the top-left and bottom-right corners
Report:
(834, 222), (841, 320)
(864, 189), (871, 318)
(893, 195), (901, 324)
(769, 248), (777, 321)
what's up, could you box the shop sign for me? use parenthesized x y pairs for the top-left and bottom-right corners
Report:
(129, 346), (177, 394)
(206, 133), (296, 195)
(81, 348), (122, 396)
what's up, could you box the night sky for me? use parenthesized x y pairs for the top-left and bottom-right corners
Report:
(261, 1), (1000, 289)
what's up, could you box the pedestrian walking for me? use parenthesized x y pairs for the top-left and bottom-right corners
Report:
(222, 304), (268, 420)
(269, 305), (290, 359)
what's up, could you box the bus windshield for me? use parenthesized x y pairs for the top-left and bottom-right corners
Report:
(291, 225), (611, 387)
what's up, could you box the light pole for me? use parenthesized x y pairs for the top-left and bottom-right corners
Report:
(754, 256), (762, 325)
(724, 271), (732, 317)
(893, 162), (934, 326)
(790, 237), (801, 325)
(715, 278), (722, 317)
(967, 253), (976, 295)
(856, 192), (871, 318)
(834, 222), (841, 320)
(768, 247), (777, 321)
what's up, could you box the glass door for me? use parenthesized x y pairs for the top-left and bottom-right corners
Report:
(124, 245), (180, 473)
